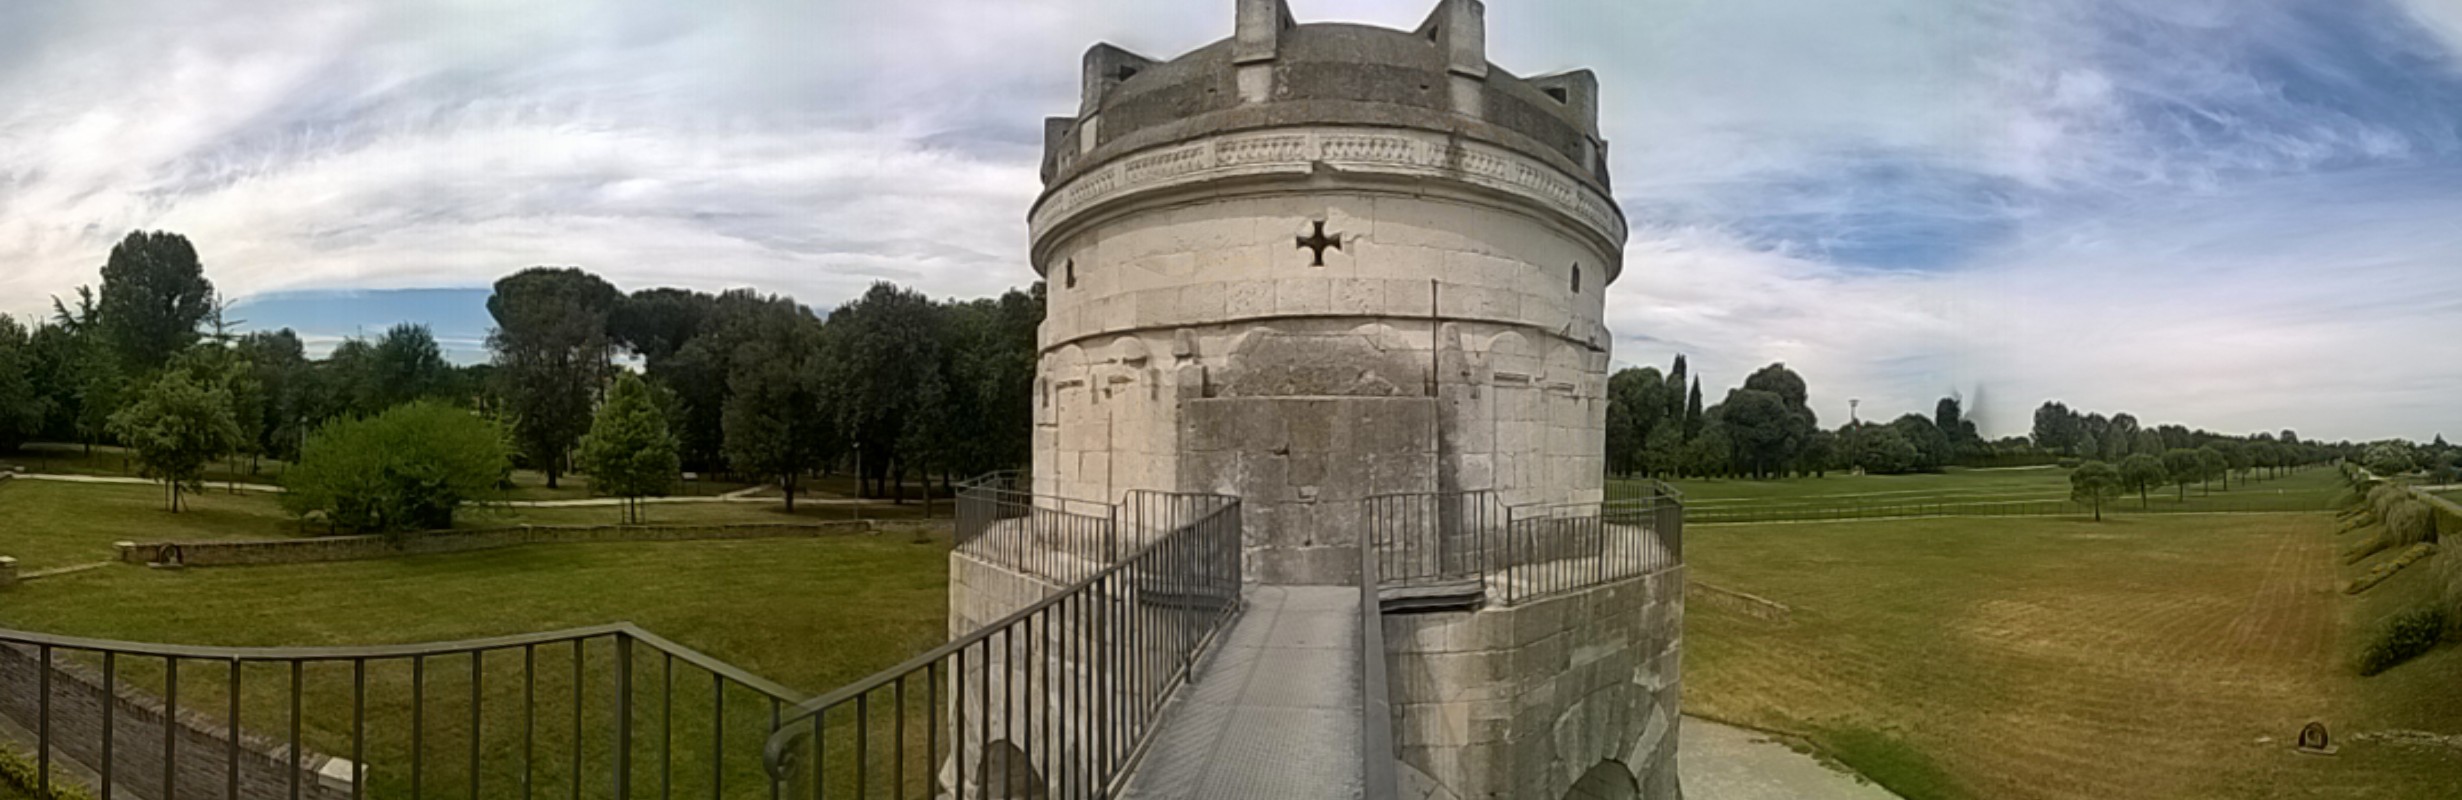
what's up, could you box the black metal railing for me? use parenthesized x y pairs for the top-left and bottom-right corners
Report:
(953, 477), (1120, 584)
(0, 623), (803, 800)
(1364, 484), (1685, 607)
(761, 491), (1242, 799)
(1362, 492), (1506, 589)
(1498, 495), (1683, 604)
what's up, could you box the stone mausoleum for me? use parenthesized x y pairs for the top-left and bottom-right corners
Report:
(1030, 0), (1624, 585)
(950, 1), (1686, 797)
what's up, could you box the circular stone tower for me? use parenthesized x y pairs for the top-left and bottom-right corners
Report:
(1031, 0), (1626, 585)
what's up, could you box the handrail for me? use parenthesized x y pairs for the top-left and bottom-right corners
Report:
(0, 622), (804, 702)
(1357, 519), (1400, 800)
(761, 485), (1245, 797)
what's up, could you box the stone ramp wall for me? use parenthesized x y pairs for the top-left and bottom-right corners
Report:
(0, 644), (351, 800)
(117, 521), (880, 567)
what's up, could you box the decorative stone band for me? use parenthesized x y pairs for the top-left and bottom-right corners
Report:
(1030, 126), (1627, 261)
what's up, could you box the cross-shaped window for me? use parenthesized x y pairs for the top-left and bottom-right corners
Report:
(1295, 220), (1341, 266)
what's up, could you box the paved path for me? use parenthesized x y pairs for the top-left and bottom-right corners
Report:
(1118, 585), (1362, 800)
(1680, 717), (1901, 800)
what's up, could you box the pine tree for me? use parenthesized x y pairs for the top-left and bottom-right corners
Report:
(1683, 377), (1704, 440)
(1666, 355), (1688, 421)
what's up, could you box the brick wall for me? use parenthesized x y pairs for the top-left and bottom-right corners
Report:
(116, 521), (880, 567)
(0, 644), (351, 800)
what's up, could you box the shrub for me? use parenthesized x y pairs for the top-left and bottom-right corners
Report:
(2347, 542), (2437, 594)
(0, 746), (95, 800)
(2357, 607), (2446, 676)
(2369, 484), (2409, 518)
(282, 401), (512, 537)
(2345, 533), (2395, 565)
(2386, 498), (2440, 546)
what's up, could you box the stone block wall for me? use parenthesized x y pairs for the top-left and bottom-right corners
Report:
(1029, 177), (1614, 583)
(0, 644), (352, 800)
(116, 521), (878, 567)
(1381, 567), (1685, 799)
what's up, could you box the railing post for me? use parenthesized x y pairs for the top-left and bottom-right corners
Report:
(617, 632), (634, 800)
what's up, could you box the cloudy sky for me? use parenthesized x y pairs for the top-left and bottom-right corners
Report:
(4, 0), (2461, 442)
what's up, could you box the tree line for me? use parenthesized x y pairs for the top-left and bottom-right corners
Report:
(1603, 356), (2349, 481)
(0, 230), (1040, 524)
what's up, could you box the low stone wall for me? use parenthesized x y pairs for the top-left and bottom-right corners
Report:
(117, 521), (880, 567)
(0, 644), (351, 800)
(0, 557), (16, 590)
(1383, 566), (1685, 800)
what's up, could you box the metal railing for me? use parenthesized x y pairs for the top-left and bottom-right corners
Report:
(1364, 484), (1685, 607)
(953, 477), (1121, 584)
(0, 623), (803, 800)
(761, 490), (1242, 799)
(1498, 496), (1683, 604)
(1362, 491), (1506, 589)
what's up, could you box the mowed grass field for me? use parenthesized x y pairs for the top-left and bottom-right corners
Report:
(1686, 507), (2462, 799)
(0, 477), (948, 572)
(1624, 464), (2341, 522)
(0, 479), (954, 799)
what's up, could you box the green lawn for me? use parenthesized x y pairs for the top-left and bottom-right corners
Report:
(1623, 465), (2339, 521)
(0, 477), (958, 572)
(1686, 510), (2462, 800)
(0, 532), (952, 799)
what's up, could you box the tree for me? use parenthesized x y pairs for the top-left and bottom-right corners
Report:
(578, 372), (680, 524)
(2117, 453), (2167, 508)
(487, 267), (621, 488)
(281, 401), (511, 535)
(1890, 413), (1952, 471)
(722, 300), (832, 511)
(106, 370), (242, 511)
(1681, 422), (1732, 478)
(1605, 367), (1667, 477)
(0, 316), (47, 450)
(1682, 377), (1705, 440)
(366, 323), (456, 411)
(1665, 355), (1688, 421)
(2196, 445), (2227, 495)
(2032, 401), (2080, 455)
(2070, 460), (2121, 521)
(2216, 440), (2252, 487)
(1742, 363), (1818, 473)
(96, 231), (216, 372)
(1851, 424), (1920, 475)
(1719, 387), (1801, 479)
(2161, 448), (2204, 501)
(1799, 428), (1839, 477)
(1643, 418), (1684, 478)
(610, 287), (720, 370)
(2363, 441), (2416, 477)
(826, 282), (948, 501)
(234, 329), (309, 462)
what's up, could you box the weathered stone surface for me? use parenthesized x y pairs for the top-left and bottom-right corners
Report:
(1015, 2), (1675, 795)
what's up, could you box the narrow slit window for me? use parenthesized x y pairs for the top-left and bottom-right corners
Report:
(1571, 263), (1582, 294)
(1065, 258), (1077, 289)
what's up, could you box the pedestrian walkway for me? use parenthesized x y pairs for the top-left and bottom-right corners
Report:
(1117, 585), (1363, 800)
(1680, 717), (1901, 800)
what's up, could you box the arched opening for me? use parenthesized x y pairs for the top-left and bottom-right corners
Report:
(1564, 758), (1639, 800)
(972, 740), (1050, 799)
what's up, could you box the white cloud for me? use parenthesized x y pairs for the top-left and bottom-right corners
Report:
(4, 0), (2462, 443)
